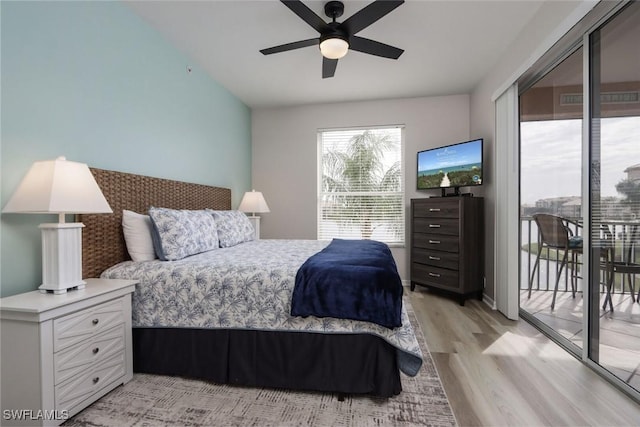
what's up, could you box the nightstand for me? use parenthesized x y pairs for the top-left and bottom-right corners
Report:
(0, 279), (136, 426)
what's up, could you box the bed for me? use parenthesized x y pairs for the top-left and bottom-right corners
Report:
(79, 168), (422, 398)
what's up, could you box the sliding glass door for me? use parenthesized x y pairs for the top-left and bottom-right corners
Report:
(519, 1), (640, 397)
(519, 47), (584, 352)
(588, 1), (640, 392)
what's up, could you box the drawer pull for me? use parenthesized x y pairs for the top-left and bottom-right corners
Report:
(428, 256), (441, 261)
(92, 377), (100, 384)
(92, 319), (99, 325)
(92, 347), (100, 355)
(428, 272), (441, 278)
(428, 240), (441, 244)
(429, 208), (441, 212)
(429, 224), (441, 228)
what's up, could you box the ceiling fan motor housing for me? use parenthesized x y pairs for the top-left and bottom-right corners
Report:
(320, 22), (349, 44)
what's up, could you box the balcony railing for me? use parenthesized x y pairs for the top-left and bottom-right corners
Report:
(521, 216), (639, 295)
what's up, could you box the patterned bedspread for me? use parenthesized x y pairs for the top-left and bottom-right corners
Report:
(101, 239), (423, 376)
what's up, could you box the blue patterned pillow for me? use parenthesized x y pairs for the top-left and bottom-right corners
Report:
(208, 210), (255, 247)
(148, 208), (219, 261)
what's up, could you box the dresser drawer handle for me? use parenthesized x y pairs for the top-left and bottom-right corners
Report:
(92, 377), (100, 384)
(429, 208), (441, 212)
(92, 347), (100, 355)
(92, 319), (99, 325)
(429, 224), (441, 228)
(428, 256), (441, 261)
(428, 272), (441, 278)
(428, 240), (441, 244)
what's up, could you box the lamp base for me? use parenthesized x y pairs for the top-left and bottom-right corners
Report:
(38, 222), (87, 294)
(39, 283), (86, 294)
(246, 215), (261, 240)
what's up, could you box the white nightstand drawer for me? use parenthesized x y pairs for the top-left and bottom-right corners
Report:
(55, 351), (126, 411)
(54, 324), (125, 385)
(53, 298), (125, 352)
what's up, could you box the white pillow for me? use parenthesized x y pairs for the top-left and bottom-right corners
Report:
(122, 210), (157, 262)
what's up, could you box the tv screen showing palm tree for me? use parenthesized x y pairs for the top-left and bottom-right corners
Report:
(417, 138), (483, 190)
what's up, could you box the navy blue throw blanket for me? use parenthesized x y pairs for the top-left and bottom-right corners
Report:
(291, 239), (403, 329)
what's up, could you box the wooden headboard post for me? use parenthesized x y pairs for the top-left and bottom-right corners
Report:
(79, 168), (232, 278)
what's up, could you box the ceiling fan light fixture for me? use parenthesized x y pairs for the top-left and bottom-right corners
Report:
(319, 37), (349, 59)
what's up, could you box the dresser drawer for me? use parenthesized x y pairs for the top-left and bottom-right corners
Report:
(410, 197), (483, 304)
(412, 248), (459, 270)
(413, 218), (459, 235)
(413, 199), (460, 218)
(54, 324), (125, 385)
(55, 351), (125, 411)
(413, 233), (459, 253)
(411, 263), (460, 291)
(53, 298), (125, 352)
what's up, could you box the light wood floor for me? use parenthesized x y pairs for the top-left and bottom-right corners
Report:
(408, 288), (640, 426)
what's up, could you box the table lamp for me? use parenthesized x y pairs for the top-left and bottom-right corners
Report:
(238, 190), (270, 239)
(2, 156), (112, 294)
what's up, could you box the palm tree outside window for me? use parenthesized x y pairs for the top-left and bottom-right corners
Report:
(318, 126), (404, 245)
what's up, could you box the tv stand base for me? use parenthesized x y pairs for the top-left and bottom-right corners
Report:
(440, 188), (472, 197)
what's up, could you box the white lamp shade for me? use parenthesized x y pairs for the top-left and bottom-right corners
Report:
(320, 37), (349, 59)
(238, 190), (270, 215)
(2, 156), (112, 215)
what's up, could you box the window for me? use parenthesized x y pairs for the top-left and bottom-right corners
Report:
(318, 126), (404, 246)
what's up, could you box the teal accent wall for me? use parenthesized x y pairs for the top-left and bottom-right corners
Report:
(1, 1), (252, 297)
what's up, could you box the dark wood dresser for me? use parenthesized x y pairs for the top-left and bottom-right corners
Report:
(410, 197), (484, 305)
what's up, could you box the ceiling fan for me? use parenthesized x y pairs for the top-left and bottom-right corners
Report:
(260, 0), (405, 78)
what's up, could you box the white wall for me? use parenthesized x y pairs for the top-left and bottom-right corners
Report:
(252, 95), (470, 280)
(252, 1), (595, 304)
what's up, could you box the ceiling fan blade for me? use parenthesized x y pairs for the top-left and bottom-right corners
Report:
(341, 0), (404, 35)
(281, 0), (330, 33)
(349, 36), (404, 59)
(322, 57), (338, 78)
(260, 38), (319, 55)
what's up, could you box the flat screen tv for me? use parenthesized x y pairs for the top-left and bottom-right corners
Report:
(417, 138), (483, 196)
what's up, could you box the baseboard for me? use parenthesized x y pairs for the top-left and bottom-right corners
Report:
(403, 280), (495, 310)
(482, 293), (497, 310)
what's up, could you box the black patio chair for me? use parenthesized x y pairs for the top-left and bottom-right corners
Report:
(601, 223), (639, 311)
(528, 213), (583, 310)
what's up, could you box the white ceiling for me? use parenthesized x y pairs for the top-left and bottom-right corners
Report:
(125, 0), (545, 109)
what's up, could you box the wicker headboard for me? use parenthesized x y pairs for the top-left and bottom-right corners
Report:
(79, 168), (231, 279)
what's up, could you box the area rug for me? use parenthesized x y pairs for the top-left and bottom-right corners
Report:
(63, 301), (456, 427)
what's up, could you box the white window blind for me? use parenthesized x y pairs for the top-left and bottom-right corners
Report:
(318, 126), (404, 246)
